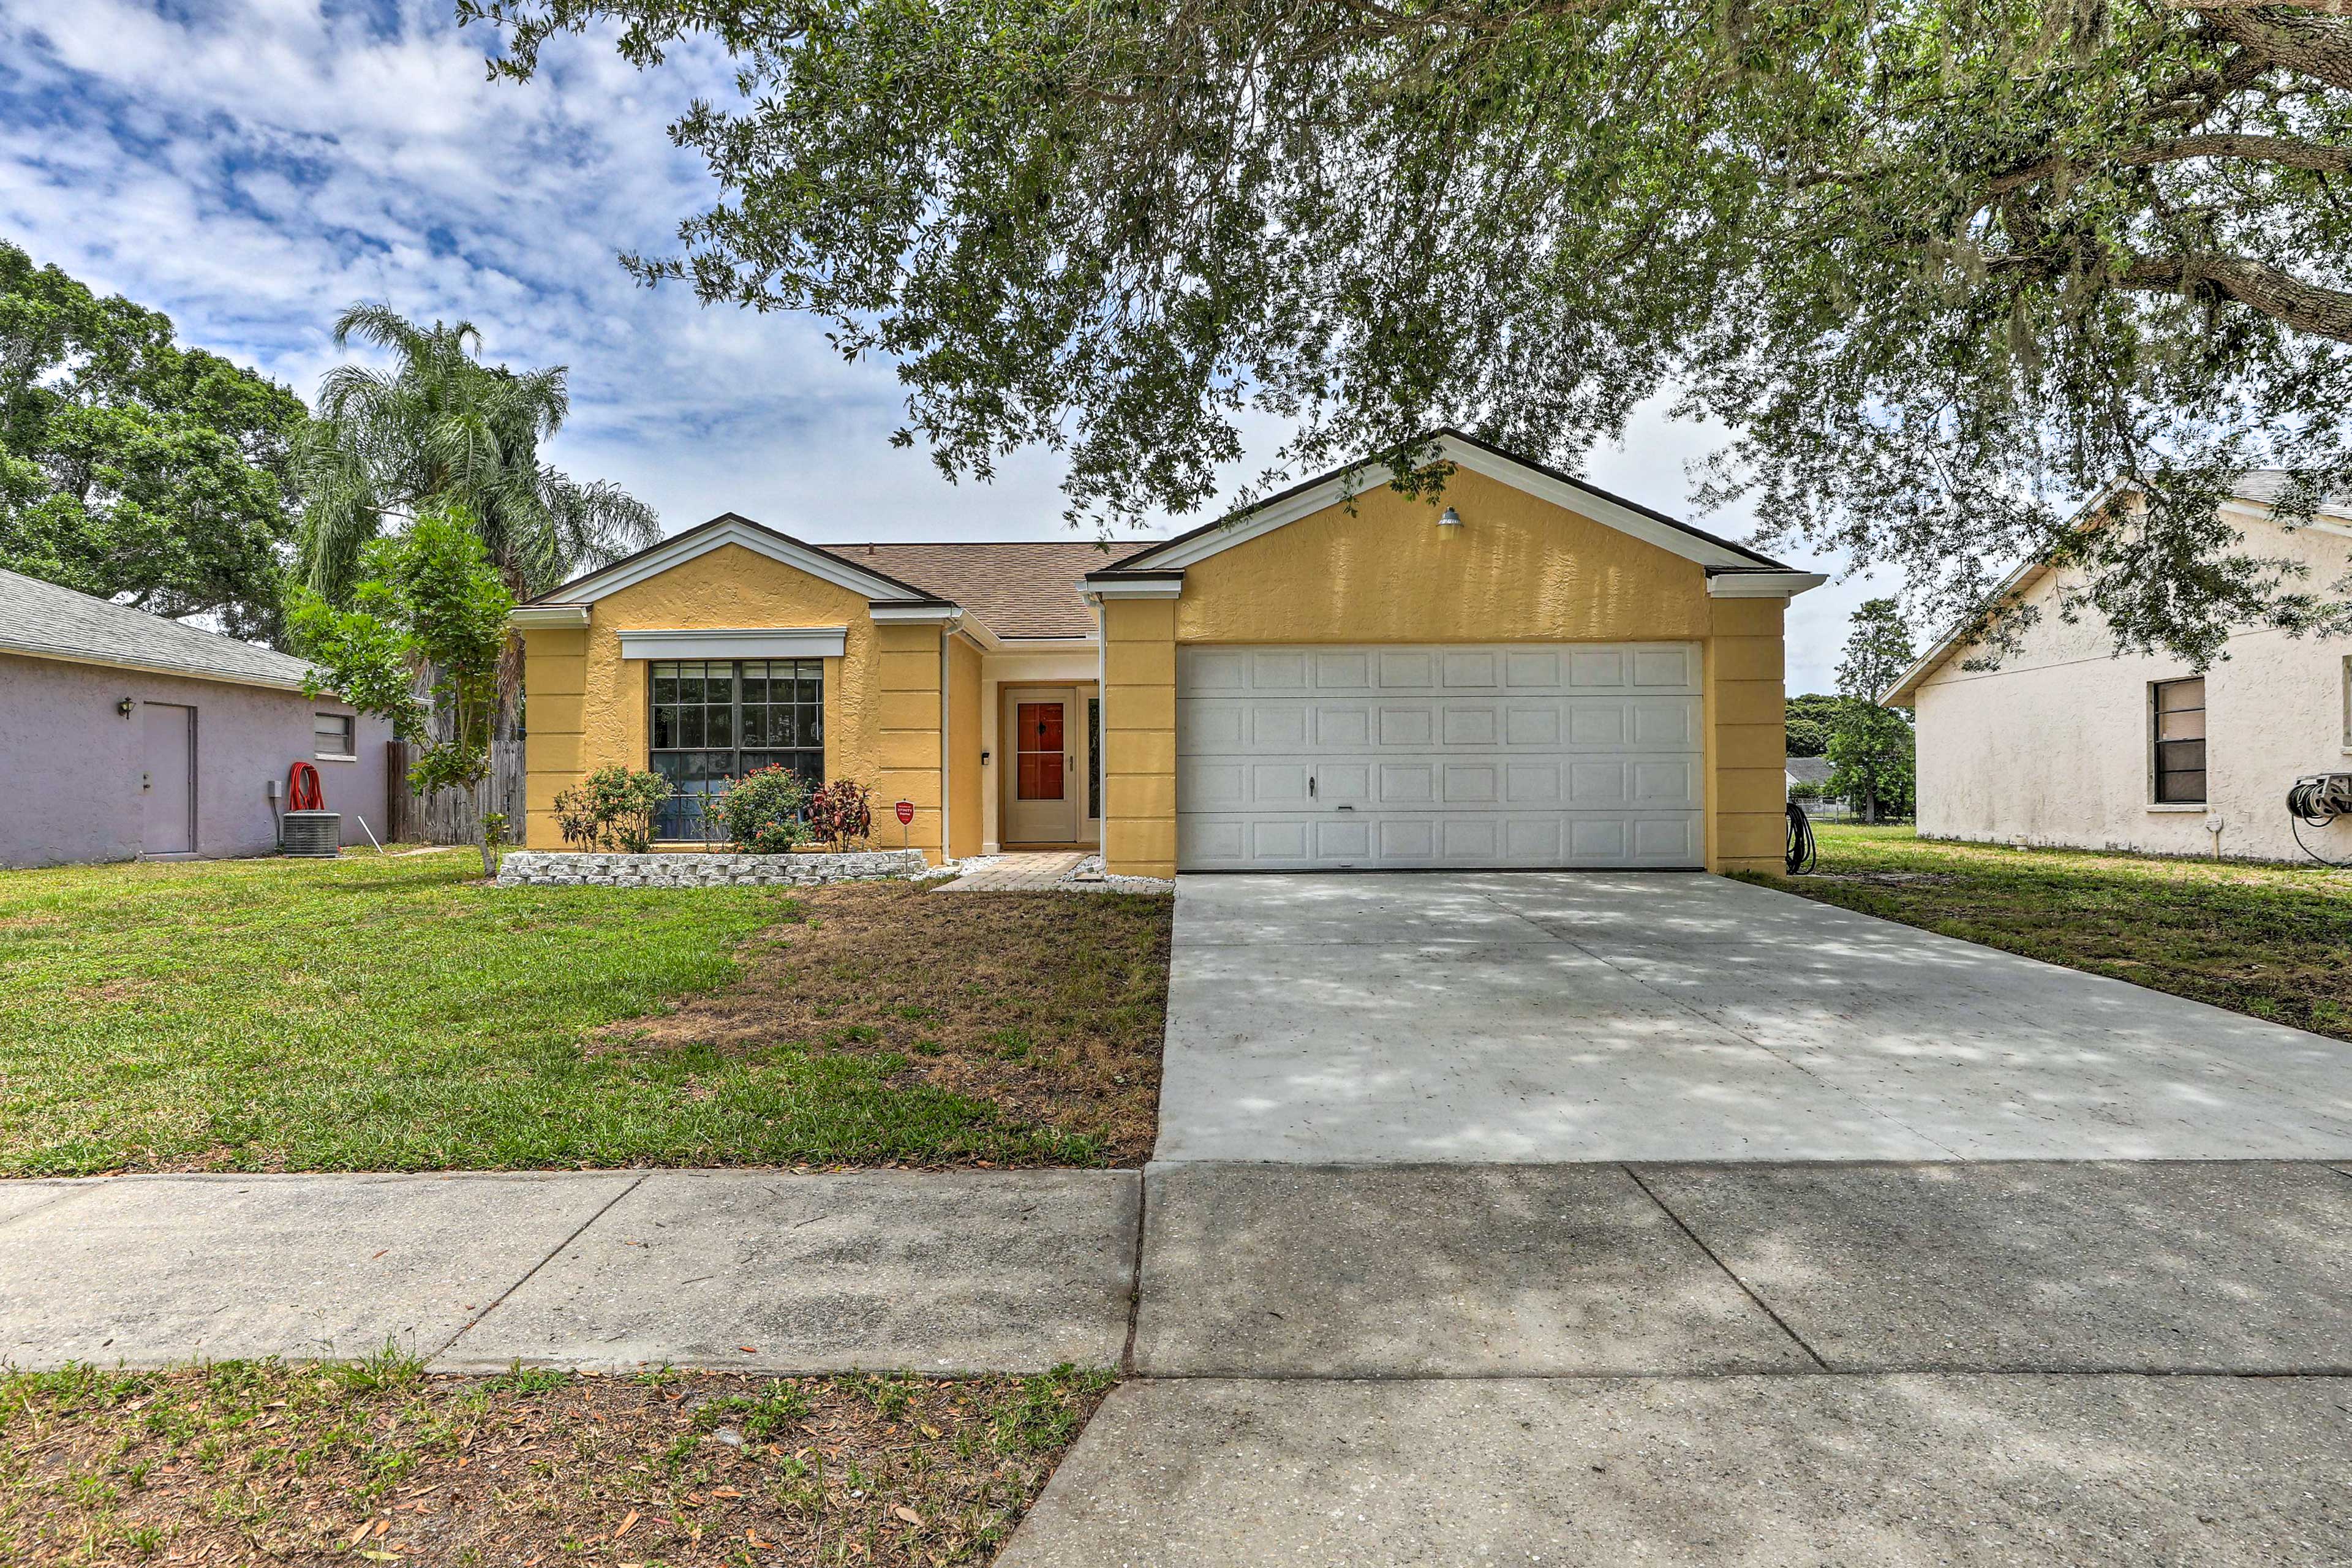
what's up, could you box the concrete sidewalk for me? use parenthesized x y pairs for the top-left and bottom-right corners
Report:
(10, 1160), (2352, 1564)
(0, 1169), (1139, 1374)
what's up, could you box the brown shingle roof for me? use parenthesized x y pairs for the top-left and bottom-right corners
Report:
(812, 540), (1157, 638)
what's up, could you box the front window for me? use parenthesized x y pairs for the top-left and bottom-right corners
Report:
(2152, 677), (2206, 805)
(649, 659), (824, 839)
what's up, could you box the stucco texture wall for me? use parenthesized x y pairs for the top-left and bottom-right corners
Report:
(0, 652), (385, 867)
(948, 635), (983, 861)
(1915, 526), (2352, 862)
(1096, 472), (1789, 877)
(521, 543), (945, 861)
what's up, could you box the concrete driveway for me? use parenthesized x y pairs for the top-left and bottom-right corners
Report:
(1153, 872), (2352, 1162)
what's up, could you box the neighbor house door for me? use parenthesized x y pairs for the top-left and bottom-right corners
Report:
(1003, 687), (1078, 843)
(140, 702), (197, 856)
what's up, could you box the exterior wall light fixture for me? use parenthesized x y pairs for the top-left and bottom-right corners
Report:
(1437, 507), (1463, 529)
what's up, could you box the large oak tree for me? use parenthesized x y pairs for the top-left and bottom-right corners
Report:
(462, 0), (2352, 663)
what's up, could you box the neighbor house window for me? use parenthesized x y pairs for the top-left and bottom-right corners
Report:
(314, 712), (355, 760)
(2152, 677), (2206, 804)
(649, 659), (824, 839)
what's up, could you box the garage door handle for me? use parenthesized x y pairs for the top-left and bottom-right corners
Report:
(1335, 804), (1354, 812)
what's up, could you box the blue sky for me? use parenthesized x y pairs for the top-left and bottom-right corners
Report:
(0, 0), (1888, 690)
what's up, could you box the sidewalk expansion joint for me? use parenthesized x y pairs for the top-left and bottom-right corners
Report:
(426, 1170), (649, 1366)
(1120, 1172), (1148, 1376)
(1621, 1163), (1831, 1371)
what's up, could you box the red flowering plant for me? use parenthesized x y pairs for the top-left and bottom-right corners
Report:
(805, 780), (874, 850)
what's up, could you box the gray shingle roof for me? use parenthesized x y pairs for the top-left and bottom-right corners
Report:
(0, 568), (320, 691)
(1785, 756), (1836, 786)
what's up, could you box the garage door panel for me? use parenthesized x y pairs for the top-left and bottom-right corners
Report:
(1442, 763), (1499, 804)
(1314, 704), (1372, 746)
(1188, 650), (1250, 692)
(1378, 650), (1436, 688)
(1378, 763), (1436, 804)
(1176, 643), (1703, 870)
(1378, 708), (1435, 747)
(1441, 706), (1498, 745)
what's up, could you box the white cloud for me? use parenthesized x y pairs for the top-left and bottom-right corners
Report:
(0, 0), (1879, 688)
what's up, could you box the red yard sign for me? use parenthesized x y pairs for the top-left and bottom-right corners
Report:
(894, 799), (915, 826)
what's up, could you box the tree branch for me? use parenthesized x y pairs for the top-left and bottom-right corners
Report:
(2119, 252), (2352, 341)
(2120, 132), (2352, 172)
(2196, 7), (2352, 91)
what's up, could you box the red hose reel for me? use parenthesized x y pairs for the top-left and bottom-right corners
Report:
(285, 760), (325, 813)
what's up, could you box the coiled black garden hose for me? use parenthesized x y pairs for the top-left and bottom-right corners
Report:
(1785, 799), (1817, 875)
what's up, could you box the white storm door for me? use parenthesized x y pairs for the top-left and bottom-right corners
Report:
(1175, 643), (1704, 870)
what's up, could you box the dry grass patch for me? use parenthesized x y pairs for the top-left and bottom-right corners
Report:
(0, 1354), (1112, 1567)
(605, 884), (1172, 1166)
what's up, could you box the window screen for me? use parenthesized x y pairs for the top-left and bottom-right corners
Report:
(314, 712), (355, 760)
(649, 659), (824, 839)
(2152, 677), (2206, 805)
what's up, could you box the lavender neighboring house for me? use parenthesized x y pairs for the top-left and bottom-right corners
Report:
(0, 568), (391, 869)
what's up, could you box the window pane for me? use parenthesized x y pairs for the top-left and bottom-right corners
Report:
(2157, 677), (2204, 713)
(2158, 710), (2204, 741)
(652, 706), (677, 748)
(705, 667), (734, 707)
(706, 702), (734, 748)
(2158, 770), (2207, 804)
(679, 706), (704, 747)
(653, 668), (678, 705)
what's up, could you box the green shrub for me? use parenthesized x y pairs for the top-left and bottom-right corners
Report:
(552, 766), (671, 853)
(712, 766), (812, 854)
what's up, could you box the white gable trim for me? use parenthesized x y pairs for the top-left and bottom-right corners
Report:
(1124, 435), (1774, 574)
(545, 518), (940, 606)
(617, 627), (848, 660)
(1706, 571), (1829, 599)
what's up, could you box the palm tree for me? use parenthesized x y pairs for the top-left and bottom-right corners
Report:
(299, 305), (659, 840)
(298, 304), (657, 599)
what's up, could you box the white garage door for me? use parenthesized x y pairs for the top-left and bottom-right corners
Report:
(1175, 643), (1704, 871)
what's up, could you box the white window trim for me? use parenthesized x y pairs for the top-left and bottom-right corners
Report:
(617, 627), (848, 660)
(2148, 675), (2207, 808)
(314, 712), (357, 763)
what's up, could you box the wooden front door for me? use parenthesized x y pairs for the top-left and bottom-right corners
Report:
(1003, 688), (1077, 843)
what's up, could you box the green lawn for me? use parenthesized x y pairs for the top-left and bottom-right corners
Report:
(0, 851), (1133, 1176)
(1752, 824), (2352, 1039)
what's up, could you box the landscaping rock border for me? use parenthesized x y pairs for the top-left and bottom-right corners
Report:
(496, 849), (930, 888)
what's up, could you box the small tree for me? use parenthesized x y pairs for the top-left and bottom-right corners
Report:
(1827, 599), (1918, 824)
(290, 503), (515, 873)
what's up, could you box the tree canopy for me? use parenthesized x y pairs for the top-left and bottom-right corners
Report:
(0, 239), (308, 641)
(1828, 598), (1919, 820)
(299, 304), (658, 601)
(464, 0), (2352, 665)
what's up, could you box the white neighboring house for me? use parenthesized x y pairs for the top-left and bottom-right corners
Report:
(1883, 474), (2352, 864)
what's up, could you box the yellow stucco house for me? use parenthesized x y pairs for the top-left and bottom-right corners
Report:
(512, 432), (1822, 876)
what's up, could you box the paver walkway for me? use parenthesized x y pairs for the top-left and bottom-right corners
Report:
(935, 850), (1089, 891)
